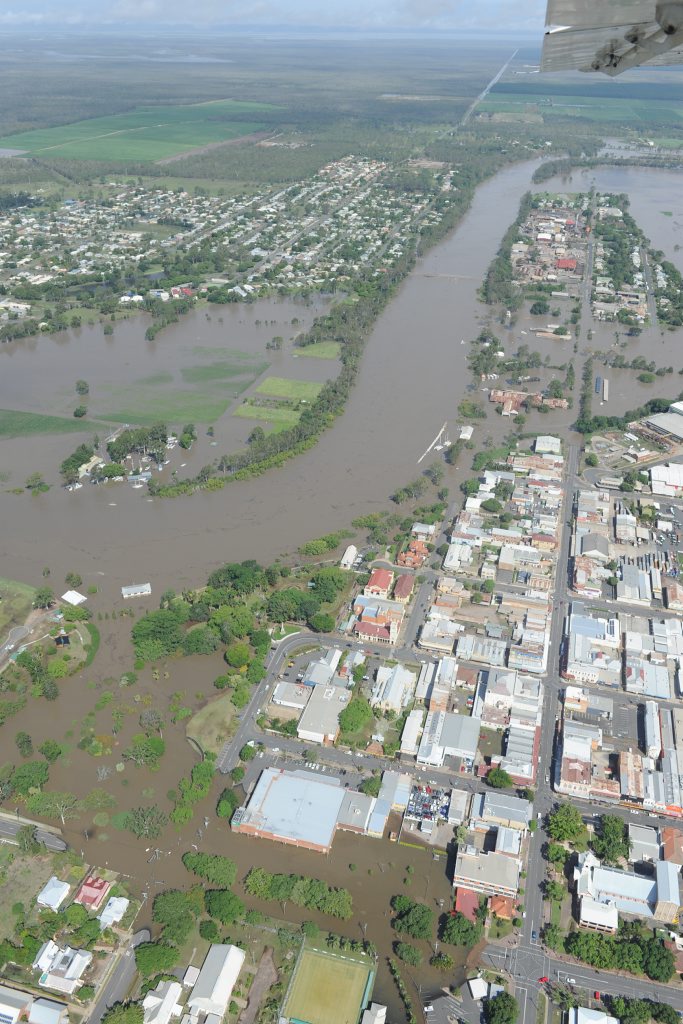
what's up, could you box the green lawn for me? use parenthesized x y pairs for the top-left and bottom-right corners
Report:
(255, 376), (323, 401)
(234, 403), (301, 427)
(0, 409), (103, 438)
(0, 99), (279, 162)
(296, 342), (341, 360)
(0, 576), (36, 637)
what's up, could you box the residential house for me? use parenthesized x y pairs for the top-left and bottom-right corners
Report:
(74, 875), (111, 911)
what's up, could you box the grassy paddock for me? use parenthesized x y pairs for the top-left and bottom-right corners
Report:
(180, 357), (268, 384)
(255, 376), (323, 401)
(0, 409), (101, 439)
(234, 403), (301, 427)
(281, 946), (373, 1024)
(295, 342), (341, 360)
(185, 692), (237, 755)
(0, 576), (36, 637)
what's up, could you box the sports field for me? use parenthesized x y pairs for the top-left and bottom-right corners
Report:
(0, 99), (278, 162)
(281, 947), (373, 1024)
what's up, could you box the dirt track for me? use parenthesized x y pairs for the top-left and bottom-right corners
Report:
(155, 131), (273, 165)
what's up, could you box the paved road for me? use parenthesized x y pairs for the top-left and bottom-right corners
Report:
(0, 816), (67, 852)
(86, 929), (150, 1024)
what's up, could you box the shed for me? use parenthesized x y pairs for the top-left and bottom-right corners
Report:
(29, 999), (68, 1024)
(187, 945), (245, 1018)
(0, 985), (33, 1024)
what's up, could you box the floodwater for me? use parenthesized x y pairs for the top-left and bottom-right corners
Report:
(3, 160), (683, 597)
(4, 613), (459, 1019)
(532, 165), (683, 418)
(0, 157), (543, 598)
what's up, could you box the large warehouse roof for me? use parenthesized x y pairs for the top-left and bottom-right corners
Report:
(232, 768), (345, 852)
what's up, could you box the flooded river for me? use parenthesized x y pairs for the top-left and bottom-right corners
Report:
(1, 157), (547, 598)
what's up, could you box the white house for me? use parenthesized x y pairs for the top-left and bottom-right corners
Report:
(142, 981), (183, 1024)
(36, 878), (71, 912)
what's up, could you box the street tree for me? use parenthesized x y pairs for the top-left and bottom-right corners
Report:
(101, 1004), (143, 1024)
(483, 991), (518, 1024)
(546, 803), (587, 844)
(135, 942), (178, 977)
(486, 767), (513, 789)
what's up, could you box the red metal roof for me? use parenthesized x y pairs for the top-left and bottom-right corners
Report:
(454, 887), (480, 922)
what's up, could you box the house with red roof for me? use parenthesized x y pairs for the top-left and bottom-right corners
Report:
(73, 874), (111, 911)
(393, 575), (414, 604)
(364, 569), (394, 600)
(555, 257), (577, 272)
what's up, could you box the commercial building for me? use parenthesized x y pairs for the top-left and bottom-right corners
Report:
(400, 709), (424, 756)
(452, 848), (521, 898)
(364, 569), (393, 599)
(569, 1008), (618, 1024)
(296, 683), (349, 745)
(574, 850), (681, 924)
(371, 664), (416, 713)
(187, 945), (245, 1019)
(232, 768), (346, 854)
(470, 792), (532, 831)
(416, 711), (481, 767)
(418, 618), (461, 654)
(340, 545), (358, 570)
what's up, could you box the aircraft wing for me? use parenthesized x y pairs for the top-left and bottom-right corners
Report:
(542, 0), (683, 75)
